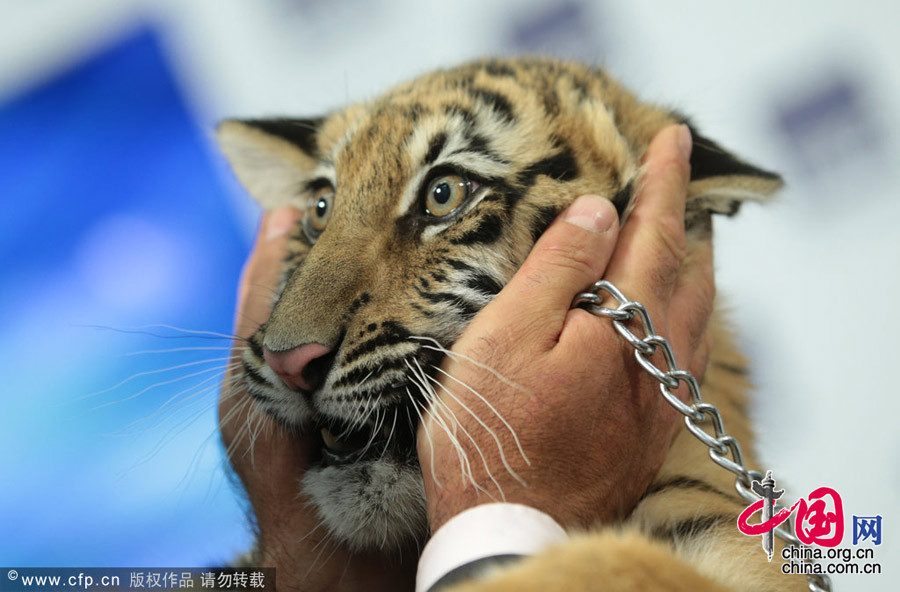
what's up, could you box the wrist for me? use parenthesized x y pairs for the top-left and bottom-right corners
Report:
(417, 503), (568, 592)
(424, 475), (590, 532)
(424, 479), (482, 533)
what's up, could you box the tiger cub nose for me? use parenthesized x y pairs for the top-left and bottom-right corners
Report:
(263, 343), (335, 393)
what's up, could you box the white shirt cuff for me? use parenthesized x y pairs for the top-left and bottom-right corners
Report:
(415, 503), (568, 592)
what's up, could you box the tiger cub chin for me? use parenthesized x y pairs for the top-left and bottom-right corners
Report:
(217, 58), (805, 590)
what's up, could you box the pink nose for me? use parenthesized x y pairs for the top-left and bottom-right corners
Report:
(263, 343), (333, 392)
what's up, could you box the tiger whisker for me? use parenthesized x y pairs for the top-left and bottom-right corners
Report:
(410, 336), (533, 396)
(333, 400), (375, 441)
(227, 416), (255, 463)
(125, 369), (251, 482)
(168, 383), (256, 498)
(355, 407), (384, 460)
(79, 355), (238, 402)
(222, 397), (257, 460)
(76, 323), (246, 342)
(405, 362), (473, 488)
(119, 345), (243, 357)
(127, 389), (227, 470)
(424, 369), (527, 488)
(408, 359), (498, 500)
(124, 323), (246, 341)
(296, 519), (328, 546)
(379, 408), (398, 460)
(89, 361), (240, 412)
(304, 530), (340, 581)
(249, 398), (278, 464)
(117, 369), (242, 434)
(430, 364), (530, 468)
(245, 399), (263, 464)
(191, 385), (261, 470)
(428, 388), (501, 501)
(417, 361), (505, 501)
(406, 386), (441, 488)
(156, 361), (242, 410)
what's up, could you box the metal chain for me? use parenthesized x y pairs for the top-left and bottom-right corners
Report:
(572, 280), (832, 592)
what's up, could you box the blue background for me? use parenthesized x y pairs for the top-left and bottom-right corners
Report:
(0, 29), (253, 564)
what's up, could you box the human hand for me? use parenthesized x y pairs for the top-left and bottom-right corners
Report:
(218, 209), (416, 591)
(417, 124), (712, 532)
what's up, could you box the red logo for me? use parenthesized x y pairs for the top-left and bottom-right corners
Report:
(738, 485), (844, 547)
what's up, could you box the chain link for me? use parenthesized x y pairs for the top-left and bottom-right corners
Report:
(572, 280), (833, 592)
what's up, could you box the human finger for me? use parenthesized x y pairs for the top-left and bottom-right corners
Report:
(221, 207), (301, 453)
(669, 232), (715, 373)
(234, 207), (301, 339)
(488, 195), (618, 346)
(605, 124), (692, 312)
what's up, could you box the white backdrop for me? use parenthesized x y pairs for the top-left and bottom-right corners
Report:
(1, 1), (897, 588)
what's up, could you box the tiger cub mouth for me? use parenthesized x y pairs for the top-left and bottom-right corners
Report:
(312, 404), (418, 467)
(317, 418), (390, 466)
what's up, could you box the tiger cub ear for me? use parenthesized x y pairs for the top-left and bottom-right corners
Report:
(216, 117), (323, 209)
(682, 123), (784, 225)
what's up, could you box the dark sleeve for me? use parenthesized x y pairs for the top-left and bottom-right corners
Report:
(427, 554), (525, 592)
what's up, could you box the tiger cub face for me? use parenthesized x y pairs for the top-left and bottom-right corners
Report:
(217, 57), (781, 551)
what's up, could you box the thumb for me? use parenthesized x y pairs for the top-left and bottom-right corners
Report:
(491, 195), (619, 343)
(234, 207), (302, 339)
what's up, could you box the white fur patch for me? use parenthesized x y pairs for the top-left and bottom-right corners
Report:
(302, 458), (428, 552)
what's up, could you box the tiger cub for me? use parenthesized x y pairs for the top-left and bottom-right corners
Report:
(217, 57), (804, 591)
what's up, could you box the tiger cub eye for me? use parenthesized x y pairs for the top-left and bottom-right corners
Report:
(306, 186), (334, 238)
(425, 174), (469, 217)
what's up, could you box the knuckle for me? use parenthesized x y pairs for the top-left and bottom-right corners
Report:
(646, 261), (679, 303)
(687, 245), (716, 309)
(541, 244), (599, 281)
(656, 216), (688, 263)
(560, 308), (607, 348)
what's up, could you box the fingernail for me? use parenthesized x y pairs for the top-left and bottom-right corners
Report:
(264, 207), (299, 242)
(562, 195), (617, 233)
(677, 124), (693, 161)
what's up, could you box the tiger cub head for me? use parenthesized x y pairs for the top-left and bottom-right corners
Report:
(216, 57), (782, 551)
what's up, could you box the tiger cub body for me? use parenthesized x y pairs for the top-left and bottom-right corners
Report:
(217, 58), (805, 591)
